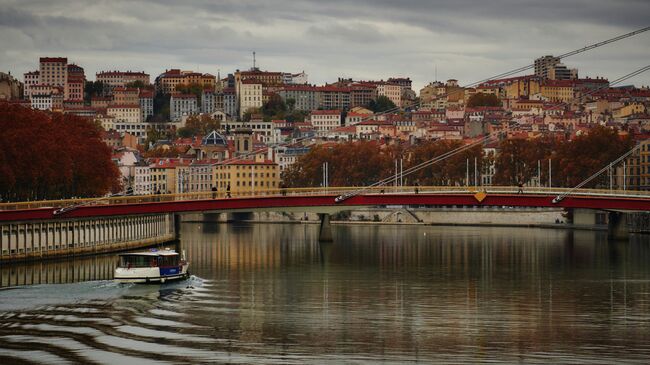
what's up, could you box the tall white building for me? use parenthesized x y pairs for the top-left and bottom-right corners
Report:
(238, 80), (263, 118)
(170, 94), (199, 121)
(134, 165), (153, 195)
(39, 57), (67, 89)
(139, 90), (154, 121)
(23, 71), (39, 99)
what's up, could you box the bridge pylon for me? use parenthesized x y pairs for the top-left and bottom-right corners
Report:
(318, 213), (333, 242)
(607, 212), (630, 241)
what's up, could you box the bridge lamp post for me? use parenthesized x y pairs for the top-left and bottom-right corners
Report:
(322, 161), (329, 188)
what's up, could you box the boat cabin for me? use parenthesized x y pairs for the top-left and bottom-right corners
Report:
(119, 251), (180, 268)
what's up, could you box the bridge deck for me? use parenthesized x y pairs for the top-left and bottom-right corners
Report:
(0, 186), (649, 223)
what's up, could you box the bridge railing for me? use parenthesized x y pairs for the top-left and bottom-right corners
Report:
(1, 185), (649, 211)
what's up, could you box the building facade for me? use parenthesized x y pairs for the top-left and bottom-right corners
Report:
(310, 110), (342, 134)
(239, 80), (263, 117)
(170, 94), (199, 121)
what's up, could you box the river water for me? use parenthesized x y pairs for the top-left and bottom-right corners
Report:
(1, 222), (650, 364)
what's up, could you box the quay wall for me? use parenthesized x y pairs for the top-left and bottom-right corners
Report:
(0, 213), (175, 263)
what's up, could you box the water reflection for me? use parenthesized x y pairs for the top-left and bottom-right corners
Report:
(1, 243), (178, 288)
(0, 223), (650, 363)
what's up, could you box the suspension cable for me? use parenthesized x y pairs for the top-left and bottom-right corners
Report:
(336, 63), (650, 203)
(358, 26), (650, 121)
(552, 144), (642, 204)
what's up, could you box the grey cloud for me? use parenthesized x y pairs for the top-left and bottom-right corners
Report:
(0, 0), (649, 90)
(307, 23), (394, 44)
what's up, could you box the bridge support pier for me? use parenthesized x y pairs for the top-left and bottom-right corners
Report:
(608, 212), (629, 241)
(318, 214), (333, 242)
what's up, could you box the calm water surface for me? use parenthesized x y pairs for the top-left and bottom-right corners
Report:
(1, 223), (650, 364)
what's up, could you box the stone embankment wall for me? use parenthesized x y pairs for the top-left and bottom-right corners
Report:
(1, 213), (175, 263)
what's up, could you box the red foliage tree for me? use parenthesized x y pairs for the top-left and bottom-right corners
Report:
(0, 103), (121, 201)
(493, 136), (557, 185)
(554, 126), (632, 187)
(282, 141), (394, 187)
(407, 140), (483, 186)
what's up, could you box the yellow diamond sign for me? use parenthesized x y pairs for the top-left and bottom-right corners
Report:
(474, 191), (487, 203)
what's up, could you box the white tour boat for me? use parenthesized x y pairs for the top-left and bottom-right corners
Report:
(114, 248), (189, 283)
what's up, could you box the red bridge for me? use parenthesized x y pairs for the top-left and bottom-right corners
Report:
(1, 186), (649, 262)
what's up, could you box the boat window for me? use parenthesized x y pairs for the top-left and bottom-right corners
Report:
(120, 255), (155, 268)
(160, 255), (179, 267)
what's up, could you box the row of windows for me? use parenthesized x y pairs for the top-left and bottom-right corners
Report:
(232, 181), (276, 187)
(217, 165), (276, 170)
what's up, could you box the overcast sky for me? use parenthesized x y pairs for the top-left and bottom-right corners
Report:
(1, 0), (649, 91)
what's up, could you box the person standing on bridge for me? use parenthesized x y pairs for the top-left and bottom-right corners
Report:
(517, 180), (524, 194)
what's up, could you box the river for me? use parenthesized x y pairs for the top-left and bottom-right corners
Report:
(1, 222), (650, 364)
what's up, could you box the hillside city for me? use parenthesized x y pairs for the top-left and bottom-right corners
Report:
(1, 54), (649, 198)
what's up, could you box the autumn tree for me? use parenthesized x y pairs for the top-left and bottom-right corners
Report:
(177, 114), (222, 137)
(143, 145), (187, 158)
(467, 93), (501, 107)
(282, 141), (394, 187)
(493, 137), (556, 185)
(554, 126), (632, 187)
(0, 103), (121, 201)
(407, 140), (483, 186)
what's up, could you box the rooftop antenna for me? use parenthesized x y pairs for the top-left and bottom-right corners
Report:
(253, 51), (256, 70)
(435, 63), (437, 82)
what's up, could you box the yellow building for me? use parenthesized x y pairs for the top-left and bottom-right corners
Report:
(540, 80), (575, 103)
(613, 103), (646, 119)
(214, 155), (280, 196)
(503, 78), (541, 99)
(149, 159), (192, 194)
(155, 69), (216, 95)
(235, 70), (284, 87)
(111, 87), (139, 106)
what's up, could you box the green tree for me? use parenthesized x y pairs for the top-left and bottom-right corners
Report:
(84, 81), (106, 103)
(286, 98), (296, 111)
(262, 93), (287, 118)
(366, 95), (397, 113)
(175, 83), (204, 104)
(125, 80), (147, 89)
(153, 94), (171, 121)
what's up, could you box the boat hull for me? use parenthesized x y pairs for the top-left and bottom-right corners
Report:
(114, 264), (189, 284)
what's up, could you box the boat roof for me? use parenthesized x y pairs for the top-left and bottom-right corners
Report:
(119, 249), (178, 257)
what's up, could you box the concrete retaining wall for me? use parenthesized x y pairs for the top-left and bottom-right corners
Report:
(0, 213), (175, 263)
